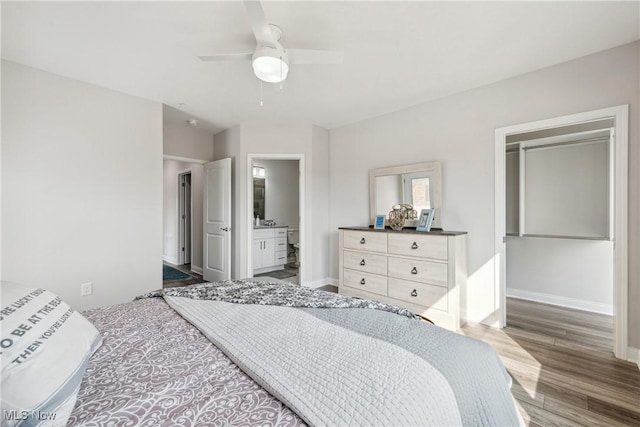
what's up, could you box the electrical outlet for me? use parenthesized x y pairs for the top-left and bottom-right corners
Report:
(80, 282), (93, 296)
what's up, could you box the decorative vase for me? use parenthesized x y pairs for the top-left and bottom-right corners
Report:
(388, 208), (407, 230)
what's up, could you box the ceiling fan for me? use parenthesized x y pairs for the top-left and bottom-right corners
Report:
(198, 0), (343, 83)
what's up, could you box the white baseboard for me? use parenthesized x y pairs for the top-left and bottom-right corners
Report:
(506, 288), (613, 315)
(163, 256), (179, 265)
(628, 347), (640, 370)
(191, 265), (203, 275)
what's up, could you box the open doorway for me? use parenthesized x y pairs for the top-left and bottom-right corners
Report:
(178, 171), (192, 266)
(247, 155), (304, 285)
(495, 105), (629, 359)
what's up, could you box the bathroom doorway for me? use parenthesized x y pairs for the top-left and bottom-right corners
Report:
(247, 155), (304, 285)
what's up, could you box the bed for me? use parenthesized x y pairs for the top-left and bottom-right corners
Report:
(1, 279), (522, 426)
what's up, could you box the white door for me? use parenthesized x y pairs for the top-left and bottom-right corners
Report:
(262, 238), (275, 267)
(203, 158), (231, 282)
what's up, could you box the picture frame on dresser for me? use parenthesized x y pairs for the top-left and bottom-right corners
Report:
(416, 208), (435, 232)
(374, 215), (386, 229)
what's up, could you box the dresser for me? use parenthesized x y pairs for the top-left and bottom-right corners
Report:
(338, 227), (467, 331)
(253, 226), (288, 274)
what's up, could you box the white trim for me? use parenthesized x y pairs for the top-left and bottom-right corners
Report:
(494, 105), (629, 360)
(506, 288), (613, 316)
(627, 347), (639, 370)
(163, 255), (179, 265)
(246, 154), (306, 287)
(191, 265), (203, 275)
(163, 154), (208, 164)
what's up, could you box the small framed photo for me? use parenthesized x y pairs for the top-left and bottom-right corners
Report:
(374, 215), (386, 229)
(416, 208), (435, 232)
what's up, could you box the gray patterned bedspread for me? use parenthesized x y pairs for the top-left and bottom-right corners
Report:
(145, 280), (522, 426)
(68, 297), (304, 426)
(139, 279), (417, 319)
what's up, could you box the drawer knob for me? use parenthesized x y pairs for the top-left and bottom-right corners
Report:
(411, 242), (418, 249)
(411, 267), (418, 275)
(360, 237), (366, 244)
(360, 278), (366, 285)
(360, 259), (366, 266)
(411, 289), (418, 297)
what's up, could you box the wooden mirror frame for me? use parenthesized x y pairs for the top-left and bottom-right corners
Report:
(369, 161), (442, 229)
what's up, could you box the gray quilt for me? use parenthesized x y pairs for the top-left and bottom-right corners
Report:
(143, 281), (522, 426)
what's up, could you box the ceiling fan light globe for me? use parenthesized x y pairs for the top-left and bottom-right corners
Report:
(252, 53), (289, 83)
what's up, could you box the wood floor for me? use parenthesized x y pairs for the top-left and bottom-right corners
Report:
(460, 298), (640, 426)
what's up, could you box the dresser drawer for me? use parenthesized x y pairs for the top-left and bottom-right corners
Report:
(387, 234), (447, 260)
(388, 278), (447, 311)
(275, 237), (288, 251)
(274, 228), (288, 238)
(275, 251), (287, 265)
(343, 250), (387, 275)
(343, 230), (387, 253)
(343, 268), (387, 296)
(388, 256), (447, 287)
(254, 228), (275, 239)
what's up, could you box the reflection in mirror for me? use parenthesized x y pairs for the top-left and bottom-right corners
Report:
(253, 166), (265, 219)
(374, 173), (432, 216)
(253, 178), (265, 219)
(370, 161), (442, 228)
(375, 175), (401, 215)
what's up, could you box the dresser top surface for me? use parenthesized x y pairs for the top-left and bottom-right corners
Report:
(339, 226), (467, 236)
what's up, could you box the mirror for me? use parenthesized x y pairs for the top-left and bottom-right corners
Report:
(253, 178), (265, 219)
(253, 165), (265, 219)
(369, 161), (442, 228)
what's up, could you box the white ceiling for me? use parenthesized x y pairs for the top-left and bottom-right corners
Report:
(2, 1), (639, 134)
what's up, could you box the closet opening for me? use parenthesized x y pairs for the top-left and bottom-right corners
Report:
(495, 105), (628, 359)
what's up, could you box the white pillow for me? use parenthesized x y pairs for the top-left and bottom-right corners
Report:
(1, 282), (102, 426)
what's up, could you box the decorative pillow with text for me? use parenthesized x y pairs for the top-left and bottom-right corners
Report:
(1, 282), (102, 426)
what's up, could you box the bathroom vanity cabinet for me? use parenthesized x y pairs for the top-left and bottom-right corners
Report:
(253, 226), (288, 274)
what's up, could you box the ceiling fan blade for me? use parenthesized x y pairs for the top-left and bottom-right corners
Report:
(287, 49), (344, 65)
(243, 0), (276, 48)
(198, 53), (253, 62)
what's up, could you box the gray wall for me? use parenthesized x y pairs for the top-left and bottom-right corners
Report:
(2, 61), (163, 310)
(524, 140), (609, 238)
(506, 237), (613, 313)
(328, 42), (639, 347)
(163, 118), (214, 160)
(214, 122), (331, 286)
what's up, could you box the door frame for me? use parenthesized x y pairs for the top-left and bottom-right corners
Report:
(494, 105), (628, 359)
(177, 169), (192, 265)
(246, 154), (305, 285)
